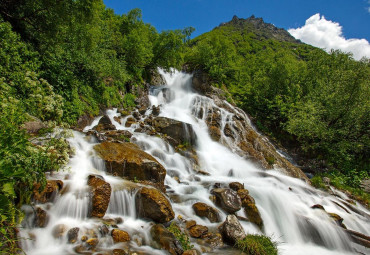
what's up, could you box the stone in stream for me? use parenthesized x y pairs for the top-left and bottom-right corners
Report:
(135, 187), (175, 223)
(237, 189), (263, 229)
(150, 224), (184, 255)
(33, 180), (64, 203)
(188, 225), (209, 238)
(94, 114), (116, 132)
(34, 207), (49, 228)
(229, 182), (244, 191)
(67, 227), (80, 244)
(211, 188), (242, 214)
(111, 229), (130, 243)
(87, 175), (111, 218)
(94, 142), (166, 190)
(218, 215), (246, 245)
(192, 202), (221, 223)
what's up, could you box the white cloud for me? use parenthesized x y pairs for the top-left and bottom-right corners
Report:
(288, 14), (370, 60)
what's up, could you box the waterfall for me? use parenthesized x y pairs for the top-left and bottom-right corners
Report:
(20, 69), (370, 255)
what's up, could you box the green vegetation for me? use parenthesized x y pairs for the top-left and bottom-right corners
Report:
(167, 222), (194, 251)
(184, 17), (369, 190)
(235, 234), (278, 255)
(0, 0), (191, 250)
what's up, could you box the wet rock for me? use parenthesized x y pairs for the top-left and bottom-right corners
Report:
(87, 175), (112, 218)
(94, 115), (116, 132)
(208, 126), (221, 141)
(192, 202), (221, 223)
(192, 69), (212, 95)
(311, 204), (325, 211)
(183, 249), (200, 255)
(211, 188), (242, 214)
(236, 189), (249, 201)
(132, 111), (141, 120)
(111, 229), (130, 243)
(125, 117), (136, 127)
(86, 238), (99, 249)
(151, 117), (197, 147)
(151, 224), (184, 255)
(113, 116), (122, 124)
(201, 232), (224, 248)
(33, 180), (64, 203)
(68, 227), (80, 244)
(239, 192), (263, 229)
(323, 177), (331, 185)
(152, 105), (160, 116)
(189, 225), (208, 238)
(112, 249), (128, 255)
(22, 118), (46, 134)
(229, 182), (244, 191)
(75, 114), (94, 130)
(328, 213), (346, 229)
(94, 142), (166, 188)
(136, 187), (175, 223)
(99, 225), (109, 236)
(186, 220), (197, 230)
(52, 224), (68, 238)
(103, 130), (132, 143)
(149, 69), (166, 86)
(34, 207), (49, 228)
(218, 215), (246, 245)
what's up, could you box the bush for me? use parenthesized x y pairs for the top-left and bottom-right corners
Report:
(167, 222), (193, 251)
(235, 234), (278, 255)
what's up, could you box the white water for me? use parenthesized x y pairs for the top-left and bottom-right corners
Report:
(20, 70), (370, 255)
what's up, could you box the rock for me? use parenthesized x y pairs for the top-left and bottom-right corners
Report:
(239, 192), (263, 229)
(86, 238), (99, 249)
(192, 202), (221, 223)
(311, 204), (325, 211)
(151, 117), (197, 147)
(34, 207), (49, 228)
(149, 69), (166, 86)
(183, 249), (200, 255)
(322, 177), (331, 185)
(192, 70), (212, 95)
(208, 126), (221, 141)
(229, 182), (244, 191)
(94, 142), (166, 188)
(136, 187), (175, 223)
(211, 188), (242, 214)
(87, 175), (112, 218)
(186, 220), (196, 230)
(218, 215), (246, 245)
(33, 180), (63, 203)
(22, 118), (46, 134)
(52, 224), (68, 238)
(125, 117), (136, 127)
(152, 105), (160, 116)
(236, 189), (249, 201)
(150, 224), (184, 255)
(112, 249), (128, 255)
(328, 213), (346, 228)
(189, 225), (208, 238)
(99, 225), (109, 236)
(201, 232), (224, 248)
(360, 179), (370, 193)
(94, 115), (116, 132)
(104, 130), (132, 143)
(75, 114), (94, 130)
(67, 227), (80, 244)
(111, 229), (130, 243)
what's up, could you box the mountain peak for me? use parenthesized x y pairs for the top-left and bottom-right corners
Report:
(220, 15), (300, 44)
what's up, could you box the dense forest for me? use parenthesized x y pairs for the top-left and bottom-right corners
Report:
(0, 0), (369, 252)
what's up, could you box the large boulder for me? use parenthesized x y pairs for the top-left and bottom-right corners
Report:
(94, 115), (116, 132)
(151, 117), (197, 147)
(218, 215), (246, 245)
(33, 180), (64, 203)
(192, 202), (221, 223)
(150, 224), (183, 255)
(211, 188), (242, 214)
(192, 69), (212, 95)
(136, 187), (175, 223)
(111, 229), (130, 243)
(87, 175), (111, 218)
(94, 142), (166, 188)
(237, 189), (263, 229)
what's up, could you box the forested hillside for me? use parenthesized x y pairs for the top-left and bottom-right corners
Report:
(0, 1), (369, 253)
(184, 15), (369, 191)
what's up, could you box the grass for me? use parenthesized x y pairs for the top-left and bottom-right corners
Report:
(235, 234), (278, 255)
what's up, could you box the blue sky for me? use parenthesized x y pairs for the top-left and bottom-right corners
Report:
(104, 0), (370, 40)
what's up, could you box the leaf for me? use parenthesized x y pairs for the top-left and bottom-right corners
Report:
(2, 183), (16, 198)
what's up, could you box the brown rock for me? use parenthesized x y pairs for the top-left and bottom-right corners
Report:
(192, 202), (221, 223)
(311, 204), (325, 211)
(67, 227), (80, 244)
(87, 175), (111, 218)
(94, 115), (116, 132)
(86, 238), (99, 249)
(151, 224), (184, 255)
(94, 142), (166, 188)
(125, 117), (136, 127)
(240, 193), (263, 229)
(218, 215), (246, 245)
(211, 188), (242, 214)
(111, 229), (130, 243)
(52, 224), (68, 238)
(229, 182), (244, 191)
(186, 220), (196, 230)
(22, 119), (45, 134)
(189, 225), (208, 238)
(34, 207), (49, 228)
(202, 232), (223, 248)
(113, 249), (128, 255)
(136, 187), (174, 223)
(33, 180), (63, 203)
(183, 249), (200, 255)
(236, 189), (249, 201)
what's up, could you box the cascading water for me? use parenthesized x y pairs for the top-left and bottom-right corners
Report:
(20, 69), (369, 255)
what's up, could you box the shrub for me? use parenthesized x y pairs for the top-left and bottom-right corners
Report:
(167, 222), (193, 251)
(235, 234), (278, 255)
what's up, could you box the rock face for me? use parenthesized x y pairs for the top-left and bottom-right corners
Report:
(236, 189), (263, 229)
(211, 188), (242, 214)
(136, 187), (175, 223)
(192, 202), (221, 223)
(94, 115), (116, 132)
(218, 215), (246, 245)
(151, 117), (197, 147)
(33, 180), (64, 203)
(94, 142), (166, 188)
(111, 229), (130, 243)
(150, 224), (184, 255)
(87, 175), (111, 218)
